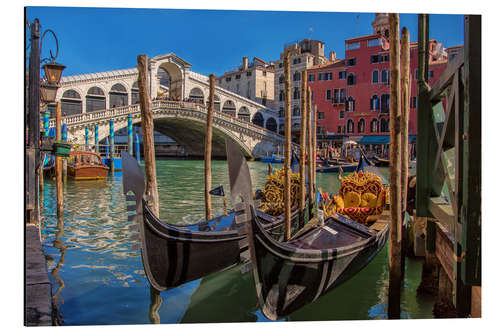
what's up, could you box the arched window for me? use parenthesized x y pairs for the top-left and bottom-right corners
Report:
(347, 119), (354, 133)
(252, 112), (264, 127)
(370, 95), (379, 110)
(279, 75), (284, 84)
(347, 73), (356, 86)
(358, 118), (365, 133)
(109, 83), (128, 108)
(370, 118), (379, 133)
(279, 90), (284, 102)
(293, 88), (300, 100)
(265, 118), (277, 132)
(237, 106), (250, 122)
(381, 69), (389, 83)
(86, 86), (106, 112)
(346, 96), (355, 112)
(61, 89), (82, 115)
(372, 70), (379, 83)
(293, 106), (300, 117)
(222, 100), (236, 117)
(293, 72), (301, 81)
(188, 87), (204, 103)
(131, 82), (140, 104)
(380, 118), (390, 132)
(381, 94), (390, 113)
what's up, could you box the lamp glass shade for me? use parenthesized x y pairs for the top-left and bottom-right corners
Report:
(42, 62), (66, 85)
(40, 82), (59, 103)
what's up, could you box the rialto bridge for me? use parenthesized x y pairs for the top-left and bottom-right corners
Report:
(50, 53), (290, 158)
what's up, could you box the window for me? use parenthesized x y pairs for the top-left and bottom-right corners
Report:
(109, 83), (128, 108)
(325, 89), (331, 100)
(340, 89), (346, 103)
(86, 87), (105, 112)
(381, 69), (389, 83)
(279, 62), (283, 68)
(293, 57), (302, 65)
(293, 72), (301, 81)
(358, 119), (365, 133)
(226, 77), (231, 82)
(347, 119), (355, 133)
(347, 73), (356, 86)
(429, 70), (434, 78)
(338, 126), (343, 134)
(311, 91), (314, 101)
(308, 74), (315, 82)
(333, 89), (339, 104)
(371, 54), (384, 63)
(318, 73), (324, 81)
(62, 89), (82, 115)
(367, 38), (381, 47)
(339, 71), (346, 79)
(370, 95), (380, 110)
(381, 94), (390, 113)
(346, 42), (360, 50)
(293, 88), (300, 100)
(279, 90), (284, 101)
(293, 106), (300, 117)
(384, 55), (389, 62)
(346, 96), (355, 112)
(372, 70), (379, 83)
(370, 119), (379, 133)
(262, 71), (267, 76)
(318, 112), (325, 120)
(411, 96), (418, 109)
(339, 110), (345, 119)
(279, 75), (284, 84)
(347, 58), (356, 66)
(279, 107), (284, 118)
(414, 69), (418, 80)
(246, 71), (252, 76)
(235, 74), (241, 79)
(326, 73), (332, 80)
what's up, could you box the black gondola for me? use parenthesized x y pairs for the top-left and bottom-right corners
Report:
(121, 145), (306, 291)
(230, 145), (390, 320)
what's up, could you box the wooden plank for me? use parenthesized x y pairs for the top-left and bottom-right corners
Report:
(470, 286), (481, 318)
(435, 222), (455, 282)
(429, 49), (464, 102)
(429, 197), (455, 235)
(461, 14), (482, 287)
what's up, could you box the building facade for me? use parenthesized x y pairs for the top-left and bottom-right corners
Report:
(216, 56), (275, 107)
(307, 13), (459, 145)
(273, 39), (334, 138)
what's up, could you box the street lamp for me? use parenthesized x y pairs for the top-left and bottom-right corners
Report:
(26, 18), (65, 224)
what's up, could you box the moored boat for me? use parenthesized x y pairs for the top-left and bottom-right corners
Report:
(121, 141), (308, 291)
(67, 151), (109, 180)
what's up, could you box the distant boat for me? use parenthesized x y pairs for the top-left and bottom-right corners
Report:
(260, 154), (284, 163)
(67, 151), (109, 180)
(372, 156), (390, 167)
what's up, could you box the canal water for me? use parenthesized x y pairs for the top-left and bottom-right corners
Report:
(40, 160), (434, 325)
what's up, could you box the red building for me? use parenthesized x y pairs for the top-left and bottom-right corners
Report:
(308, 13), (459, 146)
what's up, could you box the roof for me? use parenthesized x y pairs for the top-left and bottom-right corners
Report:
(345, 33), (378, 43)
(61, 68), (138, 83)
(308, 59), (345, 71)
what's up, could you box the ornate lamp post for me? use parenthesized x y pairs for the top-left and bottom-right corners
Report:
(26, 18), (65, 224)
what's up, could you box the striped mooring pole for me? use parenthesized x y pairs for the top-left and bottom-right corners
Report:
(109, 119), (115, 172)
(85, 126), (89, 151)
(62, 124), (67, 142)
(105, 137), (110, 158)
(43, 111), (49, 136)
(135, 132), (140, 163)
(128, 114), (133, 154)
(95, 124), (99, 154)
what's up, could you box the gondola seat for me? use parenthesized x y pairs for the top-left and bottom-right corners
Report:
(332, 171), (386, 225)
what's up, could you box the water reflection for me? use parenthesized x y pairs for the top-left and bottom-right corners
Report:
(39, 160), (433, 325)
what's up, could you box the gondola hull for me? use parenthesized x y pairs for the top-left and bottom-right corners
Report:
(316, 163), (358, 173)
(246, 207), (389, 320)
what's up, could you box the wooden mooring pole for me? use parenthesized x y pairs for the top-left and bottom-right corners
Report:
(55, 102), (63, 218)
(137, 54), (159, 216)
(299, 70), (307, 227)
(401, 27), (410, 270)
(204, 74), (215, 220)
(283, 51), (292, 241)
(307, 87), (313, 213)
(388, 13), (402, 319)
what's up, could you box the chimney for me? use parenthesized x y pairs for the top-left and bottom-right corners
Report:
(329, 51), (336, 61)
(243, 56), (248, 70)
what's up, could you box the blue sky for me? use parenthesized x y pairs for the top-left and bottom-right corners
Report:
(26, 6), (464, 77)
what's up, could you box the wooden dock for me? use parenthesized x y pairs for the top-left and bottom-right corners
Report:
(25, 224), (52, 326)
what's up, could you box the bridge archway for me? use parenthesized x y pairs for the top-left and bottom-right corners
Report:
(237, 106), (250, 122)
(157, 62), (183, 100)
(222, 100), (236, 117)
(252, 111), (264, 127)
(188, 87), (204, 103)
(265, 117), (277, 132)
